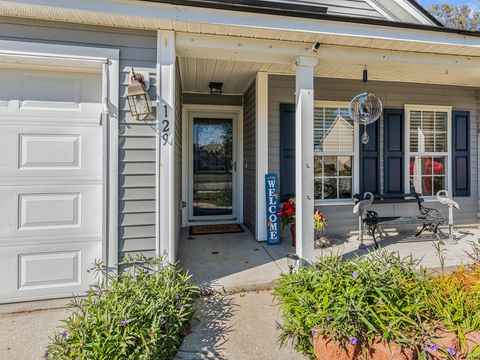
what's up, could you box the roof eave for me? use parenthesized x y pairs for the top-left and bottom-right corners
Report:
(142, 0), (480, 37)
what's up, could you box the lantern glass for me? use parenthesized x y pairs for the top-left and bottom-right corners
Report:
(286, 253), (300, 273)
(127, 71), (153, 118)
(127, 92), (152, 118)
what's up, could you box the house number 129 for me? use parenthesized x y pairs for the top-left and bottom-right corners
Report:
(162, 104), (170, 145)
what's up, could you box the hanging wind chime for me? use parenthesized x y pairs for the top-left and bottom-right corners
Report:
(349, 67), (383, 144)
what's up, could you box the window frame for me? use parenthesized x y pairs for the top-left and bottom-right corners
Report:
(404, 104), (453, 199)
(314, 101), (360, 206)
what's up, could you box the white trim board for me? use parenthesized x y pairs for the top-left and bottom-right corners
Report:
(255, 72), (268, 241)
(0, 39), (120, 274)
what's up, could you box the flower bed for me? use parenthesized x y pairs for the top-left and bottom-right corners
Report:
(45, 256), (199, 360)
(273, 247), (480, 360)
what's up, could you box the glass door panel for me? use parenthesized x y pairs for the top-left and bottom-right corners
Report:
(192, 118), (233, 217)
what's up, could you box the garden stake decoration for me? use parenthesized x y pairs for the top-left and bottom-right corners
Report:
(349, 67), (383, 144)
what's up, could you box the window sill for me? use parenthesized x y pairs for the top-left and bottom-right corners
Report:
(315, 200), (355, 206)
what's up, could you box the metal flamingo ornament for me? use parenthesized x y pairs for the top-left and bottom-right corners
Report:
(353, 192), (374, 249)
(349, 67), (383, 144)
(436, 190), (460, 244)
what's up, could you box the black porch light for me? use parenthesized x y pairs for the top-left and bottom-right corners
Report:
(127, 70), (152, 118)
(209, 82), (223, 95)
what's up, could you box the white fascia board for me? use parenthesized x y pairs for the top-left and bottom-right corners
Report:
(363, 0), (396, 22)
(5, 0), (480, 50)
(393, 0), (437, 26)
(368, 0), (436, 26)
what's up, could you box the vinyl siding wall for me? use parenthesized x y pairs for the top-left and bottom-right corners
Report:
(243, 80), (257, 235)
(269, 75), (479, 235)
(0, 17), (158, 260)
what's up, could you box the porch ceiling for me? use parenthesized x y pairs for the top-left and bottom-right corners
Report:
(179, 53), (480, 94)
(178, 57), (292, 94)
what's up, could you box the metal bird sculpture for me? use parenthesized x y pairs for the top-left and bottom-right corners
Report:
(436, 190), (459, 210)
(353, 192), (374, 214)
(436, 190), (459, 244)
(353, 192), (374, 249)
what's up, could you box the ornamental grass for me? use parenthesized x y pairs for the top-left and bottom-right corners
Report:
(45, 256), (199, 360)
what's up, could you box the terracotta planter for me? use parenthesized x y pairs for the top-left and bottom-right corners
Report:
(313, 332), (360, 360)
(290, 225), (296, 247)
(462, 331), (480, 355)
(425, 328), (460, 359)
(368, 335), (417, 360)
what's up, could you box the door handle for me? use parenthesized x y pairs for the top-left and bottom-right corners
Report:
(233, 161), (237, 172)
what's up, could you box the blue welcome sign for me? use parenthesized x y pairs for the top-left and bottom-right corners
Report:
(265, 174), (281, 245)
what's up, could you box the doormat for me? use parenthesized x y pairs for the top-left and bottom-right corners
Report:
(189, 224), (244, 236)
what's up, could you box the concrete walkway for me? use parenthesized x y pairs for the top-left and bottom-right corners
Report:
(0, 299), (70, 360)
(176, 290), (306, 360)
(178, 228), (291, 293)
(178, 225), (479, 293)
(0, 291), (305, 360)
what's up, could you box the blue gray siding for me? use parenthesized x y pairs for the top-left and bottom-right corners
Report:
(0, 17), (158, 260)
(243, 80), (257, 235)
(268, 75), (478, 235)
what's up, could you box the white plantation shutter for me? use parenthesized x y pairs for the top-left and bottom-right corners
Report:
(314, 106), (355, 200)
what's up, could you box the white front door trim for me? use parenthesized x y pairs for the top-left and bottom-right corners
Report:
(0, 39), (119, 274)
(256, 72), (269, 241)
(182, 104), (243, 227)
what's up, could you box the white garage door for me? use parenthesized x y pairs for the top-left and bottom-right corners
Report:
(0, 66), (104, 303)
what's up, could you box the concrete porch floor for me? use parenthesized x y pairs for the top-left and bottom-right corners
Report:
(178, 225), (480, 293)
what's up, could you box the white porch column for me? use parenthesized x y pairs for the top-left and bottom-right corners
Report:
(256, 72), (269, 240)
(157, 30), (176, 262)
(295, 56), (317, 263)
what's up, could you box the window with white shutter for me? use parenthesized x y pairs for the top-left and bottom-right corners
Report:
(314, 102), (359, 201)
(405, 105), (452, 197)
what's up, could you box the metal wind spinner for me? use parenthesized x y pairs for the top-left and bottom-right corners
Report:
(349, 67), (383, 144)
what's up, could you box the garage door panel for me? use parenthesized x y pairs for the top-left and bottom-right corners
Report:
(0, 185), (102, 239)
(0, 69), (101, 120)
(0, 125), (102, 178)
(0, 65), (104, 303)
(0, 241), (101, 303)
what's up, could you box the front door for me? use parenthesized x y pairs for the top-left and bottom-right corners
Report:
(189, 114), (237, 222)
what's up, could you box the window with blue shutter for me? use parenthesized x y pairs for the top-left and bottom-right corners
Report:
(452, 111), (470, 197)
(359, 121), (380, 195)
(384, 109), (404, 194)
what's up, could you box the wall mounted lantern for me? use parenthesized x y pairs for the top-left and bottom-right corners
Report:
(127, 70), (152, 119)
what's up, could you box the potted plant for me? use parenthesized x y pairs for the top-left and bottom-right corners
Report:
(314, 210), (329, 248)
(279, 199), (328, 247)
(279, 198), (296, 246)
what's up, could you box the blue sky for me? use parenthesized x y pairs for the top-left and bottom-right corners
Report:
(419, 0), (480, 10)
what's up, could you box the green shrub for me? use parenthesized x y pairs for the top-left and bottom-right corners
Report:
(273, 251), (433, 358)
(45, 256), (199, 360)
